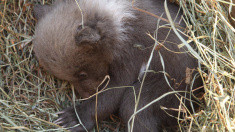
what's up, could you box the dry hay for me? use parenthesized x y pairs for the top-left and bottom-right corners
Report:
(0, 0), (234, 131)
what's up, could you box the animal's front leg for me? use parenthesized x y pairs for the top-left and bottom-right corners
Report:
(54, 104), (95, 132)
(54, 88), (125, 132)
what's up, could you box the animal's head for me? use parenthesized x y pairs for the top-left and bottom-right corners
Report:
(33, 1), (122, 98)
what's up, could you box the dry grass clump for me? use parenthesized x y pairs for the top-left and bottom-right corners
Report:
(0, 0), (234, 131)
(0, 1), (76, 131)
(175, 0), (235, 131)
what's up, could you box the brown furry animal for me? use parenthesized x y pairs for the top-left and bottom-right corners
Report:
(33, 0), (202, 131)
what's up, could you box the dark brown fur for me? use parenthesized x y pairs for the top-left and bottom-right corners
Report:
(33, 0), (202, 131)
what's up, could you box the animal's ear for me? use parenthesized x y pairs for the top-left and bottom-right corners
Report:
(34, 5), (52, 21)
(75, 26), (101, 45)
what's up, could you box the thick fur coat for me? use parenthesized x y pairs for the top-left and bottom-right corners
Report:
(33, 0), (202, 131)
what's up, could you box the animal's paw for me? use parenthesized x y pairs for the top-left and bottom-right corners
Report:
(54, 106), (89, 132)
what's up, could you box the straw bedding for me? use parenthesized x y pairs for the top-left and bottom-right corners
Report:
(0, 0), (234, 131)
